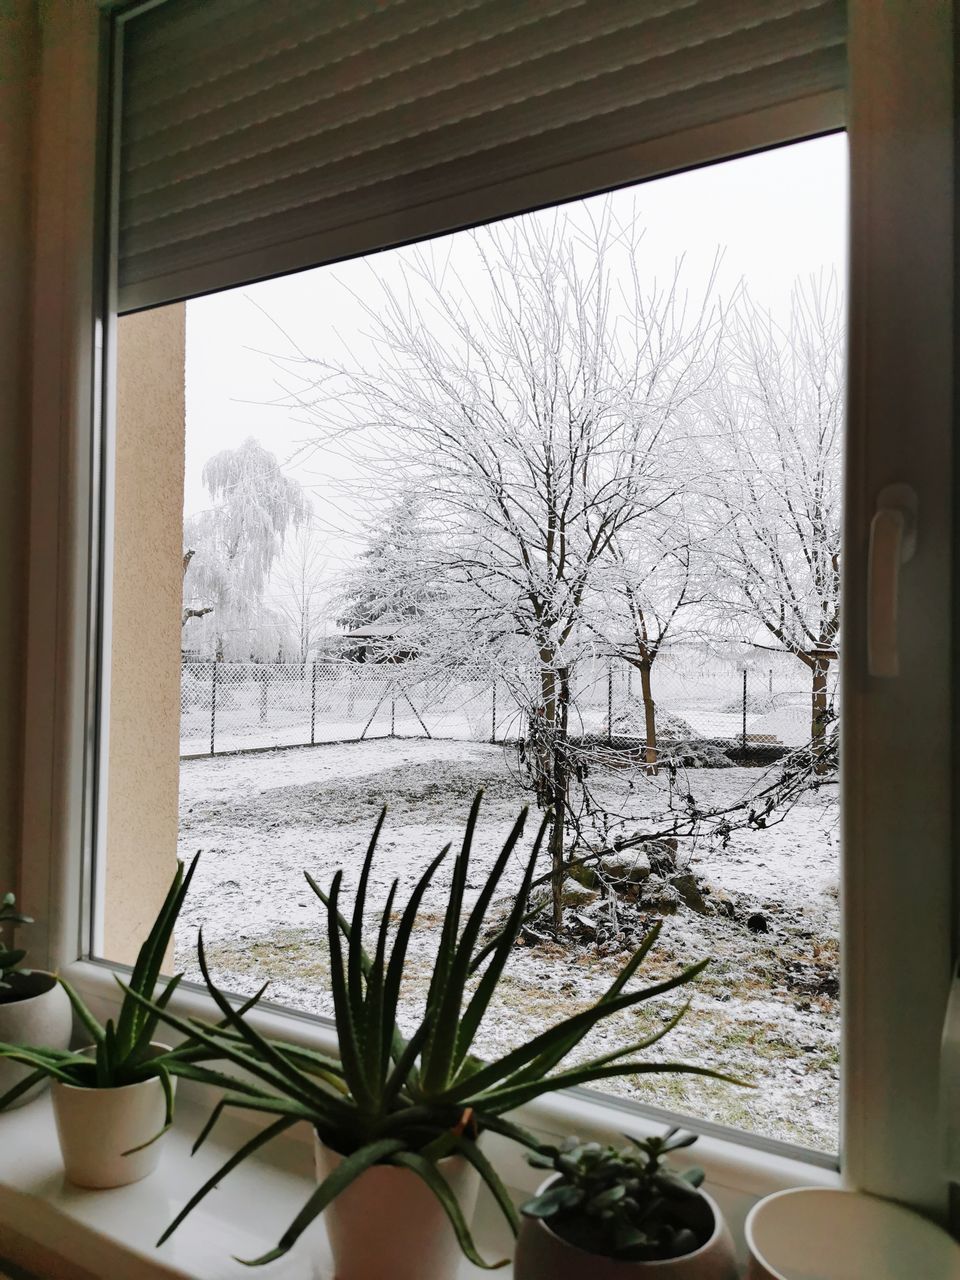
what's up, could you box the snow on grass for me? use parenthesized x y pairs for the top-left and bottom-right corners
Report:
(176, 737), (839, 1153)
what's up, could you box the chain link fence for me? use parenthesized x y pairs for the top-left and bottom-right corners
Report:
(180, 648), (836, 759)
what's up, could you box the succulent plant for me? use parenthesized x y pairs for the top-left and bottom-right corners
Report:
(523, 1128), (710, 1262)
(0, 892), (33, 993)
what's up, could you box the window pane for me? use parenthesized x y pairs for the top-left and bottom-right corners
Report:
(104, 134), (846, 1154)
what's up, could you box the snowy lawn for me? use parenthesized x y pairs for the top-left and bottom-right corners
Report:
(176, 738), (839, 1153)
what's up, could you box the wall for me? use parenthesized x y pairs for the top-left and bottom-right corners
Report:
(102, 306), (186, 963)
(0, 1), (38, 896)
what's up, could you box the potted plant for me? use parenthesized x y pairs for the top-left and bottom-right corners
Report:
(515, 1130), (737, 1279)
(0, 891), (72, 1108)
(130, 797), (742, 1278)
(0, 854), (253, 1188)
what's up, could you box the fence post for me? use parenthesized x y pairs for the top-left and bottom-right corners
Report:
(607, 662), (613, 744)
(742, 668), (748, 753)
(210, 659), (218, 756)
(310, 661), (317, 746)
(490, 681), (497, 743)
(390, 684), (396, 737)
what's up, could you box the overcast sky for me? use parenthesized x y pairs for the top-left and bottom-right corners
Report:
(183, 133), (847, 600)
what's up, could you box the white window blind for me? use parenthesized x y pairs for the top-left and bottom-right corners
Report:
(114, 0), (847, 312)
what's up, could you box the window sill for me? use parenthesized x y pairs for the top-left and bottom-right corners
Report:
(0, 1090), (514, 1279)
(2, 957), (836, 1278)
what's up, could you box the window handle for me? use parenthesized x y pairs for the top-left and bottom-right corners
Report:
(867, 484), (917, 678)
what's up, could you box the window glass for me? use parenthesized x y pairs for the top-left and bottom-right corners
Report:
(106, 134), (846, 1153)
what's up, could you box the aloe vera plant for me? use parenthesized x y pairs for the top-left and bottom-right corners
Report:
(0, 853), (253, 1137)
(130, 797), (739, 1268)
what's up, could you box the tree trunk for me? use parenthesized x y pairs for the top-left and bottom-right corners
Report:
(638, 660), (658, 775)
(531, 658), (570, 932)
(811, 655), (831, 773)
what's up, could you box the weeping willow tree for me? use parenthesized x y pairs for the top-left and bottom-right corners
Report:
(182, 437), (307, 660)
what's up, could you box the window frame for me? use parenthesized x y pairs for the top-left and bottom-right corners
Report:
(17, 0), (955, 1214)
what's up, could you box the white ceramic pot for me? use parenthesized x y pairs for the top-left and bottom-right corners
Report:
(315, 1134), (482, 1280)
(745, 1187), (960, 1279)
(514, 1176), (737, 1280)
(0, 972), (73, 1108)
(51, 1044), (176, 1188)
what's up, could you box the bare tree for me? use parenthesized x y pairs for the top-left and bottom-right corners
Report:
(268, 516), (329, 664)
(702, 276), (843, 768)
(592, 508), (704, 773)
(280, 206), (720, 925)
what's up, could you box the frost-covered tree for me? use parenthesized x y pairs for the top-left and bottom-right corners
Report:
(268, 519), (328, 664)
(592, 508), (703, 773)
(336, 492), (445, 652)
(284, 207), (720, 925)
(182, 437), (307, 659)
(703, 276), (843, 765)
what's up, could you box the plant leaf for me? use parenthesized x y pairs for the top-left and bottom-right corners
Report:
(447, 1134), (520, 1236)
(237, 1138), (407, 1266)
(389, 1150), (507, 1271)
(57, 976), (105, 1046)
(157, 1117), (297, 1247)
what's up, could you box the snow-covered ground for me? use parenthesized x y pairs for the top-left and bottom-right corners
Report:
(175, 738), (839, 1153)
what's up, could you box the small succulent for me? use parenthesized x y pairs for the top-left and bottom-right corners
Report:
(0, 892), (34, 992)
(522, 1128), (708, 1262)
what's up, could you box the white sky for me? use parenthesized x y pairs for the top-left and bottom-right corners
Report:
(183, 133), (847, 601)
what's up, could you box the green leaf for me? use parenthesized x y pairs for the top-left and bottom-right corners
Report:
(522, 1182), (583, 1218)
(57, 976), (105, 1047)
(441, 958), (712, 1103)
(117, 852), (199, 1056)
(195, 936), (335, 1114)
(419, 796), (480, 1087)
(117, 978), (346, 1123)
(348, 807), (385, 1018)
(447, 1134), (520, 1236)
(430, 809), (537, 1089)
(389, 1150), (507, 1271)
(129, 972), (184, 1065)
(122, 1064), (175, 1155)
(0, 1066), (48, 1110)
(452, 814), (547, 1076)
(378, 843), (450, 1072)
(324, 873), (374, 1109)
(157, 1117), (297, 1247)
(191, 1091), (314, 1155)
(508, 921), (665, 1086)
(380, 1014), (437, 1110)
(588, 1183), (627, 1211)
(363, 877), (398, 1094)
(237, 1138), (408, 1267)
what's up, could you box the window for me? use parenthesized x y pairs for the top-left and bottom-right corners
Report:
(18, 0), (955, 1223)
(104, 135), (849, 1156)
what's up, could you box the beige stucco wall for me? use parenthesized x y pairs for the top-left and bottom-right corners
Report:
(0, 0), (39, 895)
(103, 306), (186, 963)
